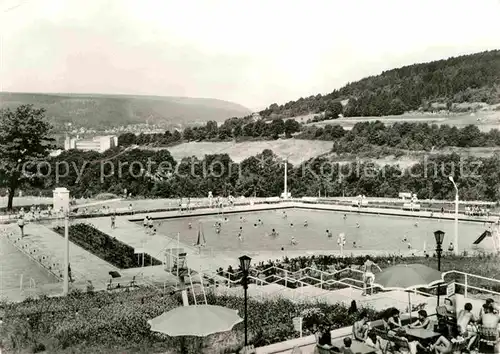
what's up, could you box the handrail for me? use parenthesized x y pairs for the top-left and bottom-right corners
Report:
(202, 264), (500, 306)
(443, 270), (500, 298)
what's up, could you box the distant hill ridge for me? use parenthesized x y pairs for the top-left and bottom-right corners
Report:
(260, 49), (500, 120)
(0, 92), (251, 130)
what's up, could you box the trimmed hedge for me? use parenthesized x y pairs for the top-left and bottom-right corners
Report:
(53, 223), (162, 269)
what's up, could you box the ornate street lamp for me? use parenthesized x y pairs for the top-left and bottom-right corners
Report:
(239, 255), (252, 346)
(434, 230), (445, 305)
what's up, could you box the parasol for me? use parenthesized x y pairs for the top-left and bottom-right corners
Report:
(148, 304), (242, 337)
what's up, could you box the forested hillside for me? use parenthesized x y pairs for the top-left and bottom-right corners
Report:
(260, 50), (500, 119)
(0, 93), (251, 131)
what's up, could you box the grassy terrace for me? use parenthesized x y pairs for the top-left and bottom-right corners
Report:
(1, 254), (499, 353)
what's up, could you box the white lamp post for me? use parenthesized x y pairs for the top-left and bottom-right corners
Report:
(283, 158), (288, 200)
(54, 188), (70, 295)
(448, 176), (459, 256)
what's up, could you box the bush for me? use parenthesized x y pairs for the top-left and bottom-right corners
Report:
(0, 288), (382, 354)
(53, 223), (162, 269)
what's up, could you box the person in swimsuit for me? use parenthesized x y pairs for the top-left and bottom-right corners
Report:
(362, 256), (382, 296)
(18, 216), (25, 238)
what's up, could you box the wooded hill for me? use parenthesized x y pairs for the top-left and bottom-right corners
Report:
(259, 50), (500, 119)
(0, 92), (251, 131)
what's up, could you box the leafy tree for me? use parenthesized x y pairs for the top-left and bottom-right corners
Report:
(284, 119), (301, 138)
(118, 132), (136, 147)
(172, 130), (181, 141)
(0, 105), (54, 209)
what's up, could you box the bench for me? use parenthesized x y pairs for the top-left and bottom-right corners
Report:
(106, 276), (138, 291)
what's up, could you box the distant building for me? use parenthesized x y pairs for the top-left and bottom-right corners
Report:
(64, 135), (118, 153)
(251, 112), (261, 121)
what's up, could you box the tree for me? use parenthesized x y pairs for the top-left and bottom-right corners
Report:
(284, 119), (300, 138)
(0, 105), (54, 209)
(183, 127), (194, 141)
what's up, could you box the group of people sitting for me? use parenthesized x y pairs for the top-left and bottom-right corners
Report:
(453, 298), (500, 353)
(315, 306), (476, 354)
(464, 206), (489, 217)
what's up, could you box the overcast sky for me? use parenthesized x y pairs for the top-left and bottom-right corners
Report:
(1, 0), (499, 111)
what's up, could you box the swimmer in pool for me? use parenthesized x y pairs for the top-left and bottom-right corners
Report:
(283, 211), (287, 219)
(188, 223), (192, 229)
(407, 242), (412, 249)
(343, 214), (347, 220)
(224, 217), (228, 222)
(254, 223), (258, 228)
(326, 229), (333, 238)
(290, 223), (294, 228)
(353, 241), (357, 248)
(402, 236), (407, 242)
(290, 235), (297, 245)
(270, 228), (278, 237)
(414, 222), (418, 227)
(356, 223), (360, 228)
(304, 220), (308, 227)
(258, 219), (263, 225)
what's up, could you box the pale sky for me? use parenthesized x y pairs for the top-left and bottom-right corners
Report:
(1, 0), (499, 111)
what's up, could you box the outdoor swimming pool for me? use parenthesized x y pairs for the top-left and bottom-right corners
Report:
(0, 236), (59, 294)
(150, 208), (492, 253)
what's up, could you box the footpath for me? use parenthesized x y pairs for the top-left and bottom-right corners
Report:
(3, 200), (496, 302)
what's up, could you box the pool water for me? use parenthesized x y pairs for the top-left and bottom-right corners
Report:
(150, 208), (492, 253)
(0, 236), (59, 295)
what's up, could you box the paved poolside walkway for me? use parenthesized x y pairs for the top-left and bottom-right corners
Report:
(3, 200), (497, 302)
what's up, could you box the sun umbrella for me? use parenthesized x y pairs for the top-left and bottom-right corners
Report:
(372, 264), (445, 318)
(148, 304), (243, 337)
(373, 264), (444, 291)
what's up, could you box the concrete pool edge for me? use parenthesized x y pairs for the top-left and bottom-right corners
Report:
(126, 201), (496, 224)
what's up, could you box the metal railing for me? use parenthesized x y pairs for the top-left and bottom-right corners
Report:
(202, 264), (500, 305)
(443, 270), (500, 298)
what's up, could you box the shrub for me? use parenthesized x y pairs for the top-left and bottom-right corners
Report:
(0, 287), (382, 353)
(53, 223), (162, 269)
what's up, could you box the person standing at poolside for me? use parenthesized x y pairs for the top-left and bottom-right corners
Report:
(147, 217), (154, 234)
(18, 216), (25, 238)
(362, 256), (382, 296)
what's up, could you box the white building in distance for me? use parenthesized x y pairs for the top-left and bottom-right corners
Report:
(64, 135), (118, 153)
